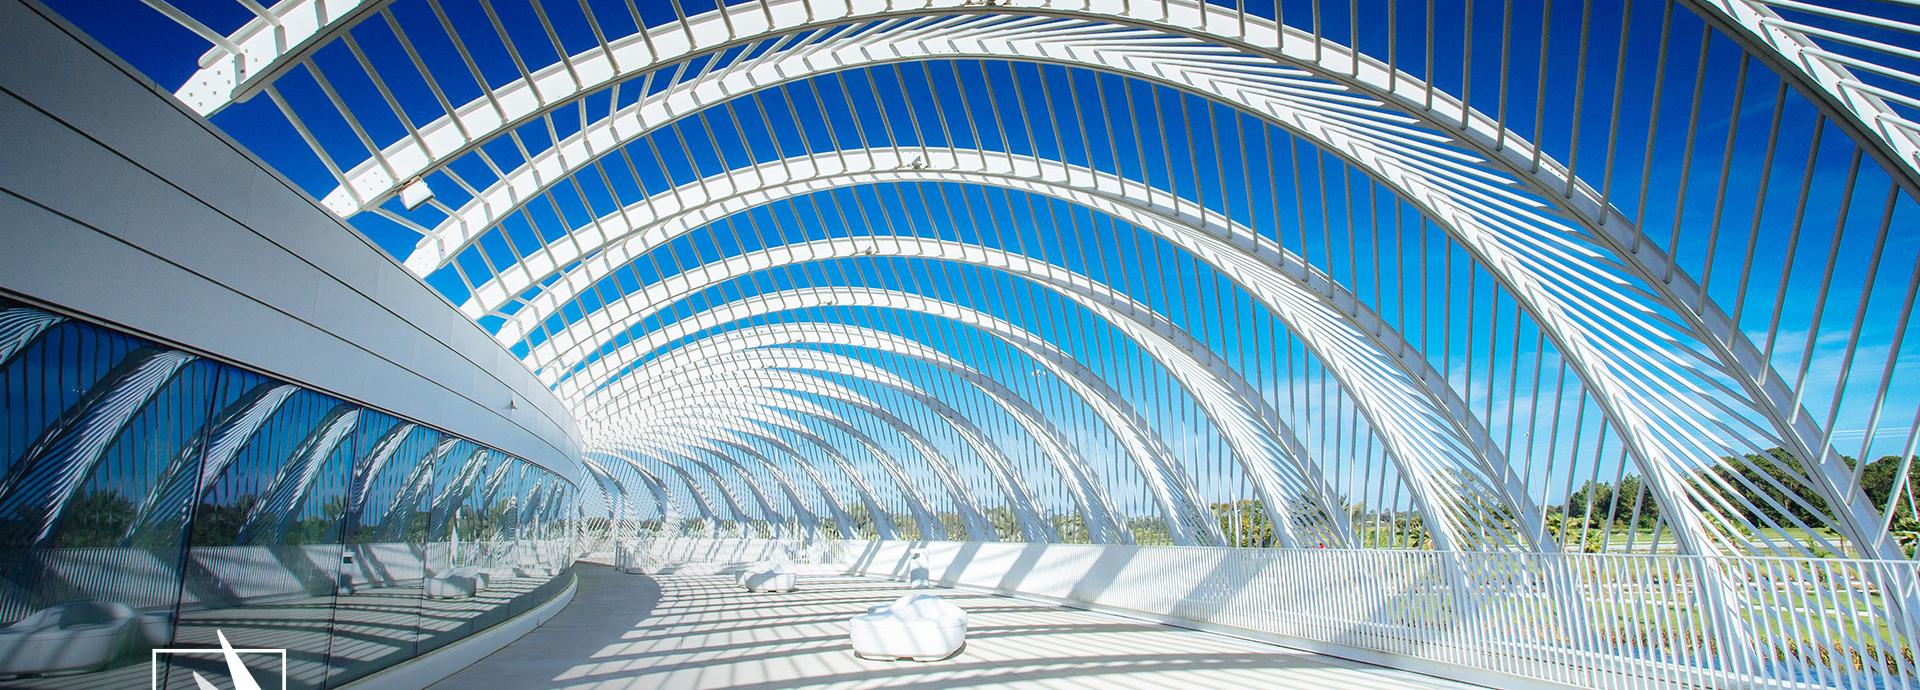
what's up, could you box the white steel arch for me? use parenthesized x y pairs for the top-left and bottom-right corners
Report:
(549, 228), (1531, 549)
(267, 0), (1900, 562)
(574, 288), (1321, 545)
(607, 353), (1051, 541)
(619, 317), (1138, 544)
(587, 453), (699, 530)
(641, 401), (917, 540)
(578, 284), (1230, 546)
(30, 0), (1920, 683)
(614, 368), (1004, 540)
(639, 430), (800, 531)
(177, 0), (1920, 205)
(606, 338), (1068, 541)
(0, 349), (197, 546)
(622, 391), (945, 540)
(609, 416), (872, 539)
(124, 382), (299, 543)
(656, 443), (771, 527)
(696, 425), (858, 538)
(0, 308), (63, 366)
(618, 447), (744, 528)
(603, 365), (1002, 541)
(718, 390), (950, 540)
(127, 0), (1920, 568)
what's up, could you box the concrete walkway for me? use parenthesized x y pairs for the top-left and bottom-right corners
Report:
(430, 564), (1476, 689)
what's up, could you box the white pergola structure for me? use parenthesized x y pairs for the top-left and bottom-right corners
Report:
(58, 0), (1920, 685)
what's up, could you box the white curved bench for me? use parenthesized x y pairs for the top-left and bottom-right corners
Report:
(452, 565), (492, 590)
(424, 570), (478, 598)
(848, 593), (966, 661)
(739, 562), (796, 592)
(0, 601), (136, 675)
(515, 564), (558, 578)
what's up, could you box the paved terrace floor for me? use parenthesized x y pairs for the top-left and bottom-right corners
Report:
(432, 563), (1477, 689)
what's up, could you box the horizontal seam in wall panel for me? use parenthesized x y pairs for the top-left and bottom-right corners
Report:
(12, 0), (549, 374)
(0, 186), (576, 484)
(0, 83), (578, 473)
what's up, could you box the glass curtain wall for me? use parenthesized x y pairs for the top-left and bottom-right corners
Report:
(0, 296), (577, 689)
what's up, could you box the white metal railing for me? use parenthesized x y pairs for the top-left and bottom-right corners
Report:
(616, 531), (844, 574)
(633, 539), (1917, 690)
(440, 539), (573, 573)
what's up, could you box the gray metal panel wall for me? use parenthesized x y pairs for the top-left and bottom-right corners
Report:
(0, 0), (584, 485)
